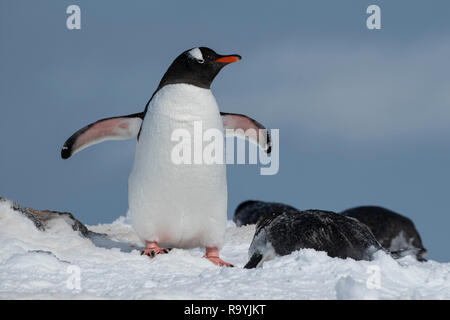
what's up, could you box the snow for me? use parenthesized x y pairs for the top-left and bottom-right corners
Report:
(1, 200), (449, 299)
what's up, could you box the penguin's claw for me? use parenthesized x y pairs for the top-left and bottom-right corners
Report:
(141, 247), (168, 257)
(141, 242), (170, 258)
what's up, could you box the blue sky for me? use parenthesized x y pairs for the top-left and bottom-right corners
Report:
(1, 0), (450, 261)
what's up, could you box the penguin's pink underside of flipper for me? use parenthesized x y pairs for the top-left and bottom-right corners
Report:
(221, 112), (272, 154)
(61, 112), (271, 159)
(61, 113), (143, 159)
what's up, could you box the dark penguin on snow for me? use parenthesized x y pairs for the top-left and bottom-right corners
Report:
(340, 206), (427, 261)
(244, 209), (383, 268)
(61, 47), (271, 267)
(233, 200), (298, 226)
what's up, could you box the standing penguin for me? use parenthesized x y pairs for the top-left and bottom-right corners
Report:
(61, 47), (271, 267)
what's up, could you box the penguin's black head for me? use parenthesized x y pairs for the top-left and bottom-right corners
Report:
(157, 47), (241, 90)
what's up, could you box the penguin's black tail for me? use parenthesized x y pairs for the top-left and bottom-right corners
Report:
(244, 253), (263, 269)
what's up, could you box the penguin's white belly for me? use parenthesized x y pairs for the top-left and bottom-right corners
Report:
(128, 84), (227, 249)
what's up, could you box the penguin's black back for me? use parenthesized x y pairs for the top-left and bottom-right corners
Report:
(340, 206), (427, 261)
(245, 210), (382, 268)
(233, 200), (298, 226)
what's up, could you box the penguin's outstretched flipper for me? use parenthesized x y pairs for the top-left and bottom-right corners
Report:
(61, 112), (143, 159)
(221, 112), (271, 153)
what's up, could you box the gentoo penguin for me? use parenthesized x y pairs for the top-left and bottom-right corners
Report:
(61, 47), (271, 267)
(244, 209), (383, 268)
(233, 200), (298, 226)
(340, 206), (427, 261)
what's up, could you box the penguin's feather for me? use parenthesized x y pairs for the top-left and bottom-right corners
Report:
(61, 113), (143, 159)
(221, 112), (271, 153)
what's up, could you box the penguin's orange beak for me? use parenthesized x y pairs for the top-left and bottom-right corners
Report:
(214, 55), (241, 63)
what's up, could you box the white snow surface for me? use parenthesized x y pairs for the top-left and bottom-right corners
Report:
(1, 200), (449, 300)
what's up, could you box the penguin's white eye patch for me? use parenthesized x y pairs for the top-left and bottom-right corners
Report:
(188, 47), (204, 64)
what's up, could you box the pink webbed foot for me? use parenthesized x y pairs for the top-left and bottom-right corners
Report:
(141, 241), (171, 258)
(203, 247), (234, 267)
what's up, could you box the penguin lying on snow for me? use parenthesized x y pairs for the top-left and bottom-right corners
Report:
(61, 47), (271, 267)
(235, 200), (427, 264)
(340, 206), (427, 261)
(244, 209), (382, 268)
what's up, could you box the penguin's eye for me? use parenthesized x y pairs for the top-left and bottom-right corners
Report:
(197, 58), (205, 64)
